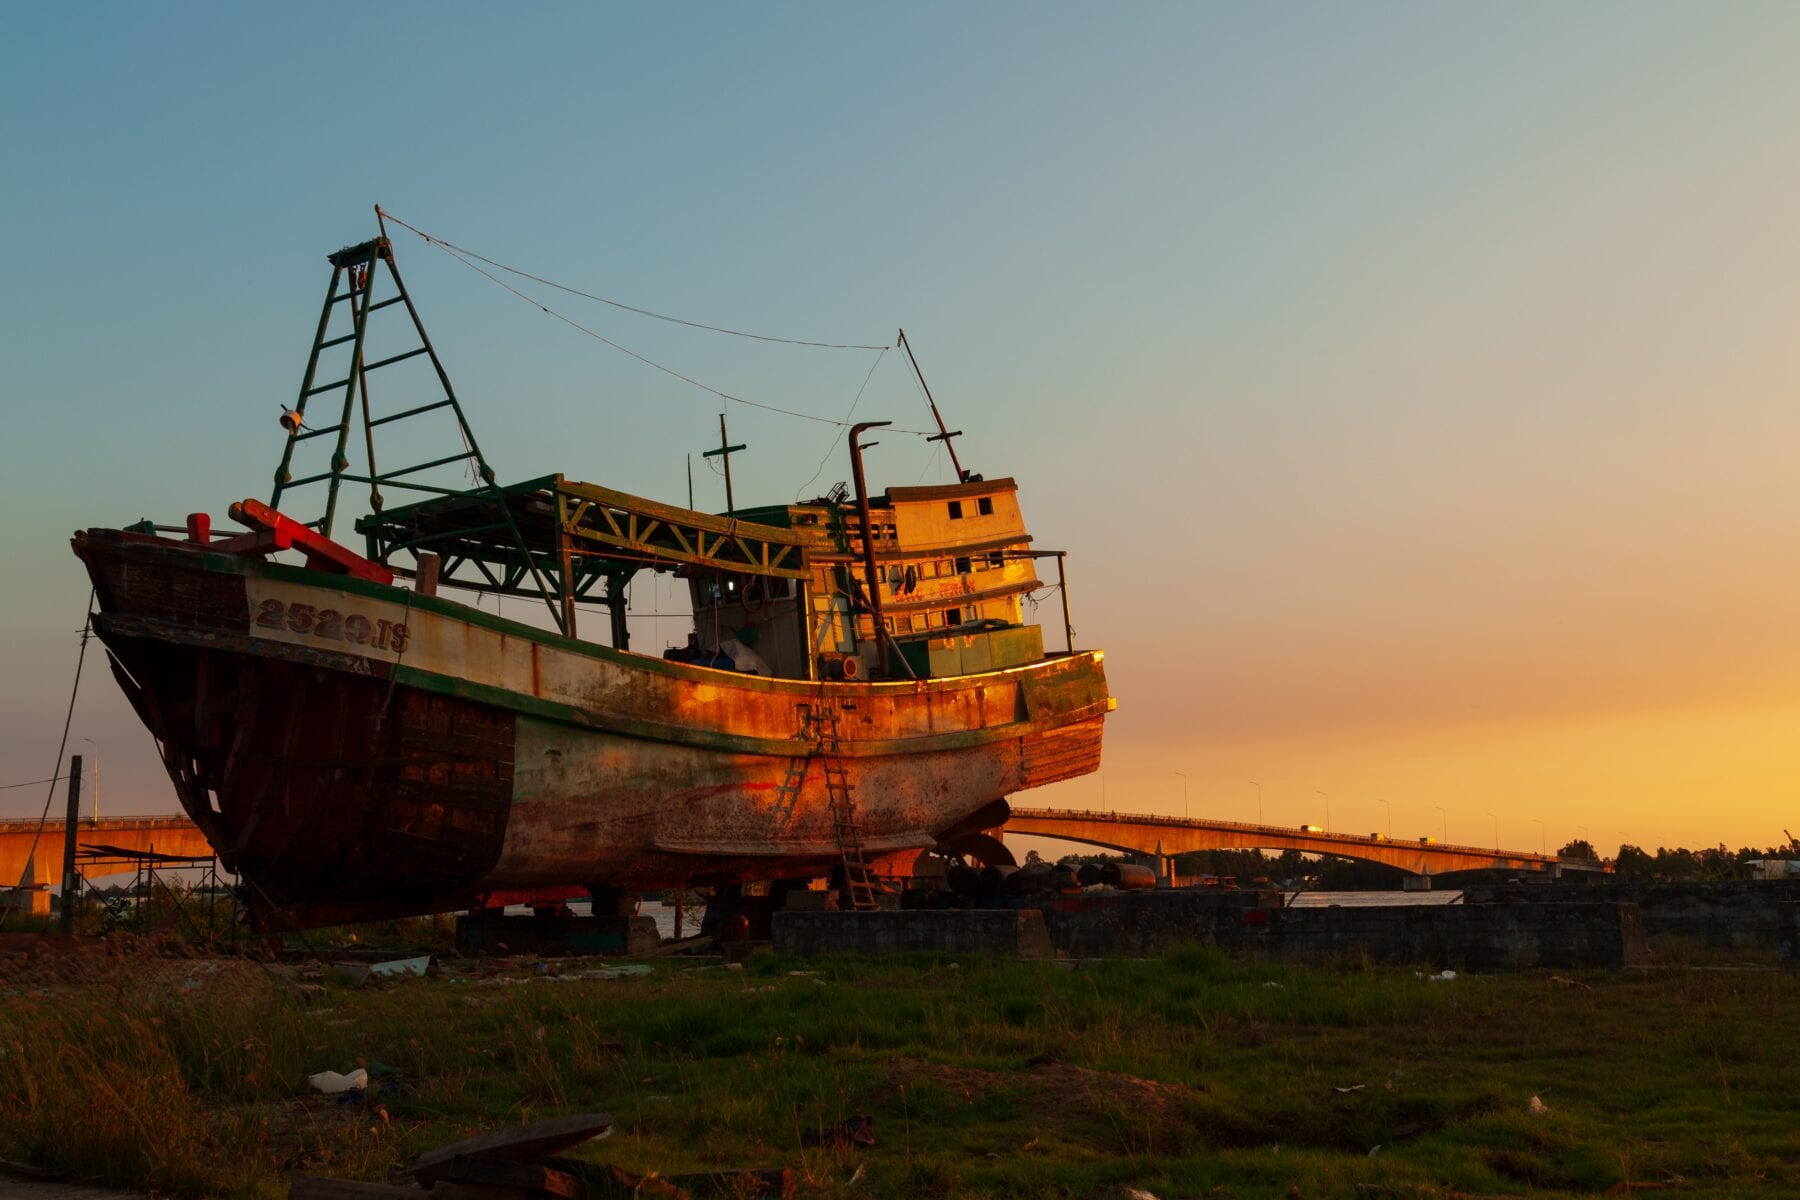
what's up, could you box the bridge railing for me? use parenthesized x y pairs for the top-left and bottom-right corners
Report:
(0, 814), (201, 833)
(1007, 806), (1566, 864)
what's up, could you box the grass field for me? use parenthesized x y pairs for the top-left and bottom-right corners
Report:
(0, 942), (1795, 1199)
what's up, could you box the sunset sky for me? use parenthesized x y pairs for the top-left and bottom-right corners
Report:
(3, 4), (1797, 854)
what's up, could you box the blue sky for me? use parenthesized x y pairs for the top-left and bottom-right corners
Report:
(5, 4), (1800, 850)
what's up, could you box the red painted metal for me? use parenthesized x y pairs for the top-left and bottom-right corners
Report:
(224, 498), (394, 584)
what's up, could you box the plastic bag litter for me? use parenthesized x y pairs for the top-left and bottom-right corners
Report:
(1528, 1094), (1549, 1114)
(308, 1068), (368, 1094)
(1415, 969), (1457, 982)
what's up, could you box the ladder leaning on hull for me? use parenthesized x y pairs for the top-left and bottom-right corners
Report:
(770, 704), (880, 911)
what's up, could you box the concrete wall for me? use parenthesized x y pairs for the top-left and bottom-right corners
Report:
(1465, 880), (1800, 953)
(1037, 891), (1647, 969)
(773, 909), (1054, 958)
(775, 893), (1647, 969)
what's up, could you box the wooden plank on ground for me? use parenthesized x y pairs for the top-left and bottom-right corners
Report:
(410, 1114), (613, 1183)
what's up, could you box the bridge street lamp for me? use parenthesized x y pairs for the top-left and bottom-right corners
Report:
(1175, 771), (1189, 821)
(1433, 805), (1446, 843)
(1249, 780), (1262, 826)
(1533, 818), (1545, 855)
(1487, 812), (1499, 852)
(1376, 797), (1391, 840)
(1316, 790), (1329, 833)
(81, 737), (100, 824)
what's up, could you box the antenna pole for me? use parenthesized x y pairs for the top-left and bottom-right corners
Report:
(702, 413), (746, 517)
(898, 328), (968, 482)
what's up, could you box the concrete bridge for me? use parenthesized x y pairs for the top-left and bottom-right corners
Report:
(0, 815), (215, 886)
(1005, 807), (1605, 876)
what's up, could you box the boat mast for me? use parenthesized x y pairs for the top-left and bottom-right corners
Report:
(849, 424), (892, 680)
(898, 328), (970, 483)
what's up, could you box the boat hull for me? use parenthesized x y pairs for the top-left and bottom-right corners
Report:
(73, 529), (1110, 928)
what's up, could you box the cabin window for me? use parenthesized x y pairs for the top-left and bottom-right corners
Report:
(947, 501), (964, 519)
(978, 497), (994, 516)
(946, 607), (963, 626)
(927, 611), (944, 628)
(955, 556), (972, 574)
(986, 551), (1004, 568)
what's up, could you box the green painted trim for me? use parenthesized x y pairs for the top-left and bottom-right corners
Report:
(99, 532), (1108, 701)
(92, 582), (1109, 759)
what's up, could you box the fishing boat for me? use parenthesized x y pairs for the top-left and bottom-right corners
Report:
(71, 226), (1112, 930)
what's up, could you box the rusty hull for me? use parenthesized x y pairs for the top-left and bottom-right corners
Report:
(73, 528), (1109, 928)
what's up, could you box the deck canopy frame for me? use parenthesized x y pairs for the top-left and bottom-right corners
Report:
(356, 474), (811, 646)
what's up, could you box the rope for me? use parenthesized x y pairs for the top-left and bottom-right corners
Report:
(1, 593), (95, 927)
(379, 208), (893, 351)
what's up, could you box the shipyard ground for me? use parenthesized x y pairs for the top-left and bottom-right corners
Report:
(1, 937), (1796, 1200)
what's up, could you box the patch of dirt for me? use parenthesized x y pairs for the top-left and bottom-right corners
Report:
(0, 934), (276, 1001)
(887, 1057), (1205, 1125)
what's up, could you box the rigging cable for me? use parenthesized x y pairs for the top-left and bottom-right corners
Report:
(795, 347), (889, 500)
(0, 592), (95, 929)
(379, 209), (892, 351)
(412, 235), (933, 435)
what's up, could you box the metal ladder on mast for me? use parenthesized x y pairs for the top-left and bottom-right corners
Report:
(267, 227), (562, 630)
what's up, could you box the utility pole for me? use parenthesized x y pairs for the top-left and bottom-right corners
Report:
(703, 414), (745, 518)
(59, 755), (83, 934)
(1249, 780), (1263, 825)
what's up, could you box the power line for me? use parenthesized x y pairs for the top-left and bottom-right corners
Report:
(1, 595), (94, 927)
(0, 776), (69, 791)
